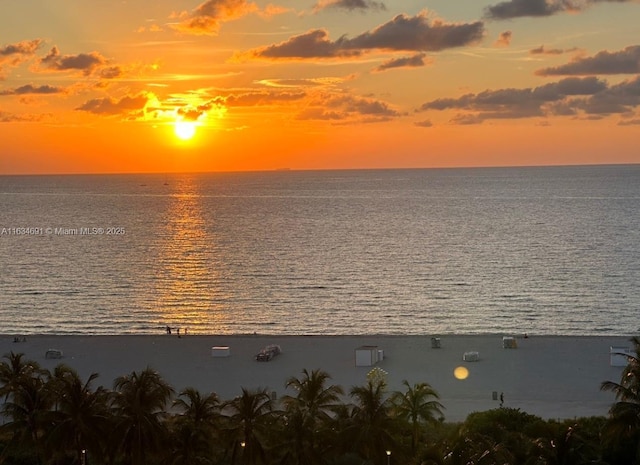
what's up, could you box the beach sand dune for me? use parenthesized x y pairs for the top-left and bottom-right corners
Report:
(1, 334), (630, 422)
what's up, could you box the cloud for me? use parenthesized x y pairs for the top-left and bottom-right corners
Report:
(241, 12), (484, 60)
(414, 119), (433, 127)
(313, 0), (386, 13)
(373, 53), (429, 72)
(495, 30), (512, 47)
(618, 118), (640, 125)
(297, 92), (401, 123)
(0, 39), (44, 77)
(0, 39), (44, 57)
(240, 29), (360, 59)
(485, 0), (638, 20)
(211, 90), (308, 106)
(419, 76), (612, 123)
(39, 46), (107, 75)
(76, 92), (153, 116)
(536, 45), (640, 75)
(0, 111), (50, 123)
(529, 45), (578, 55)
(0, 84), (63, 96)
(171, 0), (287, 35)
(576, 75), (640, 114)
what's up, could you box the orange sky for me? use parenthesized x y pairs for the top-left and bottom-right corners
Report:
(1, 0), (639, 174)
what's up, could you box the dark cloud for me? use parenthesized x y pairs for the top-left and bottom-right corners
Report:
(0, 39), (43, 57)
(244, 30), (359, 59)
(575, 75), (640, 114)
(99, 66), (123, 79)
(0, 84), (62, 96)
(242, 12), (484, 59)
(313, 0), (386, 13)
(485, 0), (638, 20)
(76, 93), (151, 115)
(485, 0), (567, 19)
(529, 45), (577, 55)
(40, 46), (107, 75)
(419, 76), (612, 123)
(344, 14), (484, 52)
(374, 53), (428, 72)
(536, 45), (640, 75)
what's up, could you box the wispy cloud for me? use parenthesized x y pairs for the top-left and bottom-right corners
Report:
(529, 45), (579, 55)
(239, 11), (484, 60)
(0, 84), (63, 96)
(536, 45), (640, 75)
(313, 0), (386, 13)
(0, 110), (50, 123)
(373, 53), (428, 72)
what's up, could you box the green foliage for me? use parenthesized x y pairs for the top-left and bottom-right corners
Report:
(1, 350), (634, 465)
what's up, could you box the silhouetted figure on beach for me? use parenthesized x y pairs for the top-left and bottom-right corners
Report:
(166, 326), (171, 335)
(500, 392), (504, 407)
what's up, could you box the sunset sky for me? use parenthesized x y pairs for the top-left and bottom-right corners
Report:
(1, 0), (639, 174)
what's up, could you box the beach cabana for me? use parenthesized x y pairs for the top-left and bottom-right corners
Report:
(45, 349), (63, 359)
(355, 345), (383, 366)
(463, 351), (479, 362)
(502, 337), (517, 349)
(211, 346), (230, 357)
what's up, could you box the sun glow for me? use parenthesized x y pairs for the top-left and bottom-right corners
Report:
(174, 121), (197, 141)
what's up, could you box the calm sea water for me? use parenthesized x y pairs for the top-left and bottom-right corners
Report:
(1, 165), (639, 336)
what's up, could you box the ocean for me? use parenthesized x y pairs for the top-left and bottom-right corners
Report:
(1, 165), (639, 336)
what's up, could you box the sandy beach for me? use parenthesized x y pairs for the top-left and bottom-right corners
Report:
(0, 334), (632, 422)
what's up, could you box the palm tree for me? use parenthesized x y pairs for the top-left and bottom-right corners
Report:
(111, 367), (175, 465)
(0, 351), (42, 400)
(0, 365), (52, 464)
(46, 365), (111, 465)
(389, 380), (444, 456)
(346, 378), (395, 465)
(279, 368), (344, 465)
(170, 387), (222, 465)
(224, 387), (274, 465)
(601, 336), (640, 461)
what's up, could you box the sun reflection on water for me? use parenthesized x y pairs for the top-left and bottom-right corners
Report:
(152, 176), (232, 333)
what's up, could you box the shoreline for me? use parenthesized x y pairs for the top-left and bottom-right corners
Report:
(1, 334), (633, 422)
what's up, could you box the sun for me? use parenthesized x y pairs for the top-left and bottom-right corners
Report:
(174, 121), (197, 141)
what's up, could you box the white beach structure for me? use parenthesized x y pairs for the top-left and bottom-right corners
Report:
(355, 345), (383, 366)
(211, 346), (231, 357)
(463, 351), (480, 362)
(502, 336), (517, 349)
